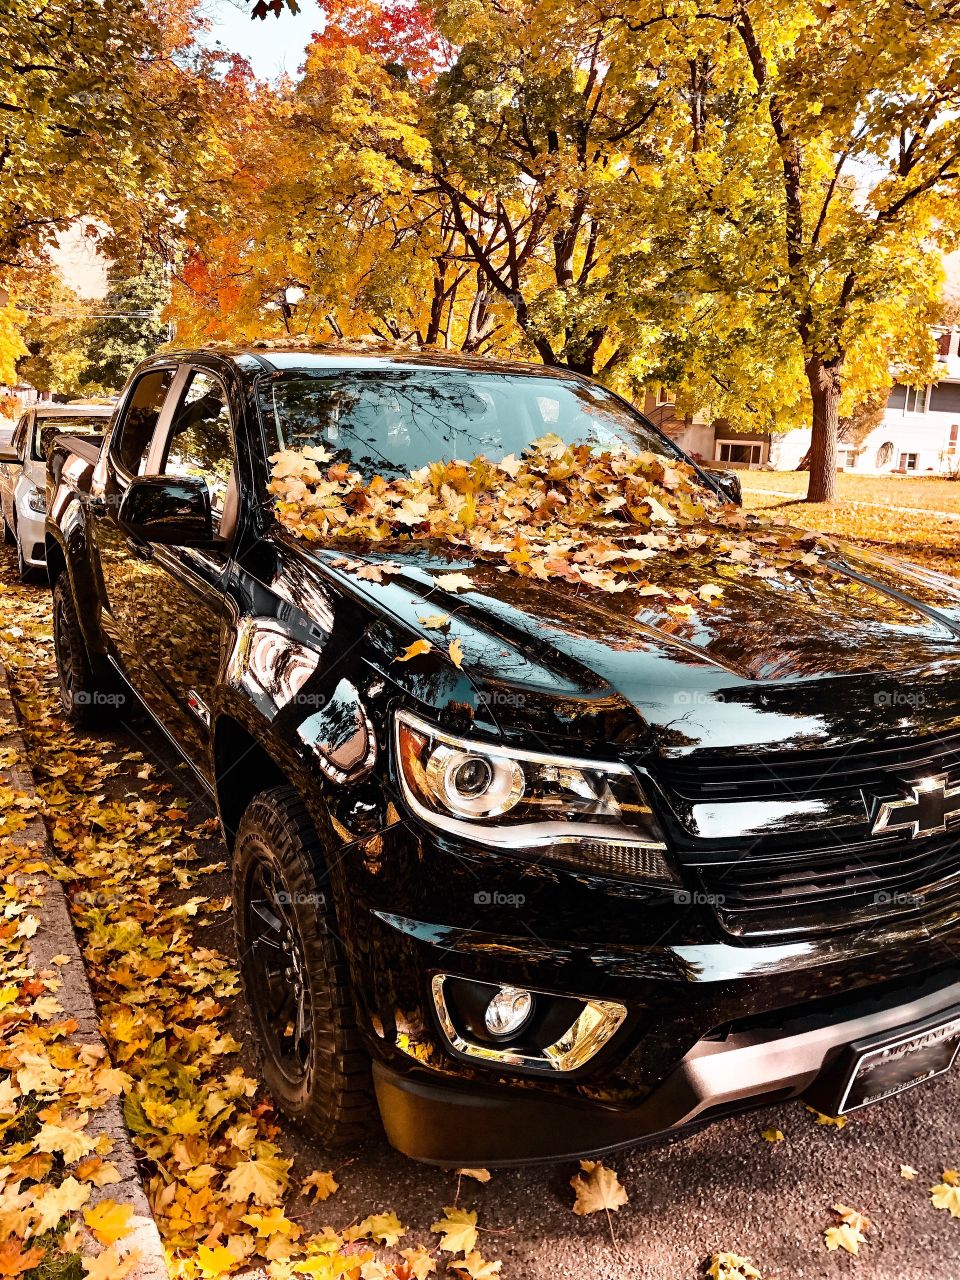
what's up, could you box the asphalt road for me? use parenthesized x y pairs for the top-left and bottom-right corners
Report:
(13, 563), (960, 1280)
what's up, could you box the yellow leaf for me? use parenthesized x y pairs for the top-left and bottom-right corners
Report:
(708, 1254), (762, 1280)
(805, 1106), (847, 1128)
(449, 1253), (502, 1280)
(222, 1154), (291, 1205)
(303, 1169), (339, 1202)
(241, 1206), (303, 1239)
(570, 1160), (628, 1215)
(417, 613), (450, 629)
(760, 1127), (784, 1144)
(81, 1246), (141, 1280)
(824, 1223), (866, 1255)
(457, 1168), (491, 1183)
(431, 1206), (478, 1255)
(195, 1243), (239, 1277)
(434, 572), (474, 593)
(83, 1199), (134, 1246)
(931, 1177), (960, 1217)
(448, 637), (464, 668)
(399, 1246), (436, 1279)
(900, 1164), (919, 1180)
(347, 1210), (406, 1247)
(395, 639), (432, 663)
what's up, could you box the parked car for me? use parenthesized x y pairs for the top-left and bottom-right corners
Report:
(0, 400), (114, 578)
(44, 346), (960, 1164)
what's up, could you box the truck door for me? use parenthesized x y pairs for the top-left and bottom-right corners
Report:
(129, 365), (238, 772)
(90, 366), (177, 705)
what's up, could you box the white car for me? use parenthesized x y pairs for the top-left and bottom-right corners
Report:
(0, 401), (114, 578)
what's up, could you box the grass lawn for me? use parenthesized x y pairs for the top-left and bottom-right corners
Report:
(739, 468), (960, 514)
(740, 473), (960, 579)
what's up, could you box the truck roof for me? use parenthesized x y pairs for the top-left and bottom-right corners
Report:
(165, 340), (580, 382)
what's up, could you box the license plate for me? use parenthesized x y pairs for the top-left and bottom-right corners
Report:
(837, 1011), (960, 1114)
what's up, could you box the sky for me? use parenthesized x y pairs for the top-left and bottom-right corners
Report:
(199, 0), (318, 81)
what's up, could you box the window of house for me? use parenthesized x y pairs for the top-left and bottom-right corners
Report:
(948, 424), (959, 453)
(904, 386), (927, 413)
(716, 441), (763, 467)
(655, 386), (674, 407)
(112, 369), (175, 476)
(898, 452), (919, 472)
(930, 382), (960, 413)
(887, 384), (907, 410)
(838, 449), (858, 469)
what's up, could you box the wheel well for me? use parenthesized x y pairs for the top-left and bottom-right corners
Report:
(214, 715), (290, 847)
(45, 536), (66, 589)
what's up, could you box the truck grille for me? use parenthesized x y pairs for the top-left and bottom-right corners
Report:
(665, 729), (960, 802)
(696, 830), (960, 937)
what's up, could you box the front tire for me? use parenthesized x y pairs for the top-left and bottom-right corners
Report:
(233, 786), (376, 1147)
(51, 576), (116, 726)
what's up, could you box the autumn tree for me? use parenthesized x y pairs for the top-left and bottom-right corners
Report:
(612, 0), (960, 501)
(78, 255), (170, 393)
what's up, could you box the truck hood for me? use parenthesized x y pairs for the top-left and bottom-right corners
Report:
(293, 534), (960, 758)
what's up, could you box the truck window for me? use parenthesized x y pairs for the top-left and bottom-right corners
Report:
(113, 370), (174, 476)
(160, 370), (234, 519)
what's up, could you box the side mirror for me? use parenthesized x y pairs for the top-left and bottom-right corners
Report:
(704, 467), (743, 506)
(117, 475), (213, 547)
(0, 445), (20, 465)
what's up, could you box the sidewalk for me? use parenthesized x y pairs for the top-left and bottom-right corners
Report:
(0, 657), (168, 1279)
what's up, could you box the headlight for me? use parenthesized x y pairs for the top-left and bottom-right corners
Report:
(26, 487), (46, 514)
(394, 709), (675, 883)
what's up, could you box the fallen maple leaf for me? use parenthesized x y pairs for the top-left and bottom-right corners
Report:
(457, 1168), (491, 1183)
(194, 1243), (239, 1277)
(570, 1160), (628, 1215)
(395, 639), (433, 663)
(708, 1254), (762, 1280)
(824, 1203), (870, 1255)
(434, 572), (474, 593)
(398, 1246), (437, 1279)
(303, 1169), (339, 1202)
(760, 1127), (784, 1144)
(431, 1206), (478, 1255)
(83, 1198), (134, 1246)
(449, 1252), (503, 1280)
(899, 1164), (919, 1180)
(418, 613), (451, 629)
(81, 1247), (142, 1280)
(0, 1240), (46, 1277)
(448, 637), (465, 668)
(931, 1171), (960, 1217)
(805, 1105), (847, 1128)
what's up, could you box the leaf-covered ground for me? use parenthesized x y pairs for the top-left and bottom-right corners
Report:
(741, 473), (960, 578)
(2, 541), (960, 1280)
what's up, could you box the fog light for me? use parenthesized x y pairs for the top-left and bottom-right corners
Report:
(484, 985), (533, 1038)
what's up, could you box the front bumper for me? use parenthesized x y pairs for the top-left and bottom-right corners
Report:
(374, 964), (960, 1164)
(14, 493), (45, 567)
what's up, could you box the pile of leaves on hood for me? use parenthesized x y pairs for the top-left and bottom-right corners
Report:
(269, 435), (835, 609)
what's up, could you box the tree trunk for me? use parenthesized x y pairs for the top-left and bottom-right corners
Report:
(804, 355), (843, 503)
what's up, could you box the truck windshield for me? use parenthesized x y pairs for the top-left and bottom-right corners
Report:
(258, 368), (682, 477)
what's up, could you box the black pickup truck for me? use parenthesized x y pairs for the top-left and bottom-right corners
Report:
(45, 345), (960, 1164)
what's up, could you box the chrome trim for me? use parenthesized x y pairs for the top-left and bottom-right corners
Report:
(397, 707), (634, 774)
(872, 773), (960, 840)
(394, 709), (669, 855)
(431, 974), (627, 1072)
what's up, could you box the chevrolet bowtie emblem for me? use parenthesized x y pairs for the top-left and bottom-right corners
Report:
(871, 774), (960, 840)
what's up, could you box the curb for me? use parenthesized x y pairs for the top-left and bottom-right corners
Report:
(0, 657), (169, 1280)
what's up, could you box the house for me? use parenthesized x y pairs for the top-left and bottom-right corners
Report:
(647, 325), (960, 474)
